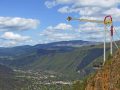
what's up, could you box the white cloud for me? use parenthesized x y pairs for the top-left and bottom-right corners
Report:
(54, 23), (73, 30)
(46, 0), (120, 21)
(78, 22), (102, 31)
(46, 23), (73, 30)
(45, 0), (73, 8)
(103, 8), (120, 21)
(74, 0), (119, 8)
(39, 22), (105, 42)
(39, 23), (81, 42)
(0, 17), (39, 47)
(56, 0), (73, 4)
(58, 6), (71, 13)
(40, 32), (81, 42)
(79, 7), (101, 16)
(58, 6), (101, 16)
(44, 33), (80, 41)
(58, 6), (82, 14)
(0, 32), (32, 47)
(76, 22), (106, 41)
(0, 41), (17, 47)
(76, 22), (120, 41)
(45, 0), (120, 8)
(1, 32), (31, 42)
(44, 0), (120, 42)
(80, 16), (103, 20)
(39, 21), (120, 43)
(45, 1), (56, 8)
(0, 17), (39, 31)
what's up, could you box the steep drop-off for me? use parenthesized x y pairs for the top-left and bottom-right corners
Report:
(85, 51), (120, 90)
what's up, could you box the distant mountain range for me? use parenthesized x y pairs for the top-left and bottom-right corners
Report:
(1, 40), (117, 90)
(0, 40), (97, 56)
(0, 40), (105, 80)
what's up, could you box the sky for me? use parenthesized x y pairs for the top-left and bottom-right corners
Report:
(0, 0), (120, 47)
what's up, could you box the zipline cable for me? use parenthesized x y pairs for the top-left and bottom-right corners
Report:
(106, 28), (119, 50)
(114, 27), (120, 40)
(112, 38), (119, 50)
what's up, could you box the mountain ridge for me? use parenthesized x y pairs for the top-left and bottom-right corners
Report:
(0, 40), (101, 80)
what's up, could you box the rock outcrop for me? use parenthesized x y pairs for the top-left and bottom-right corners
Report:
(85, 51), (120, 90)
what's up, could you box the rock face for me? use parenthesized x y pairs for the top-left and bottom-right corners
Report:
(85, 51), (120, 90)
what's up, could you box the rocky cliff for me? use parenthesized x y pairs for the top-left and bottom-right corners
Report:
(85, 51), (120, 90)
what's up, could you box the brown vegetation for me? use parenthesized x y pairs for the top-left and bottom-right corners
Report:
(85, 51), (120, 90)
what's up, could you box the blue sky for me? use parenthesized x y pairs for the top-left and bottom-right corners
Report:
(0, 0), (120, 47)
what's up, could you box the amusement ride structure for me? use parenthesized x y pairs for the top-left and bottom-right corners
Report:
(67, 15), (119, 66)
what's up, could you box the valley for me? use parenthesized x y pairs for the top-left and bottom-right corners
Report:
(0, 40), (117, 90)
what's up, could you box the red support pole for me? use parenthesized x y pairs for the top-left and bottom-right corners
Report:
(111, 25), (114, 36)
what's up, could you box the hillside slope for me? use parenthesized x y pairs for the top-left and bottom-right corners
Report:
(0, 64), (37, 90)
(85, 51), (120, 90)
(0, 64), (17, 90)
(0, 40), (114, 80)
(0, 41), (110, 80)
(24, 47), (104, 79)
